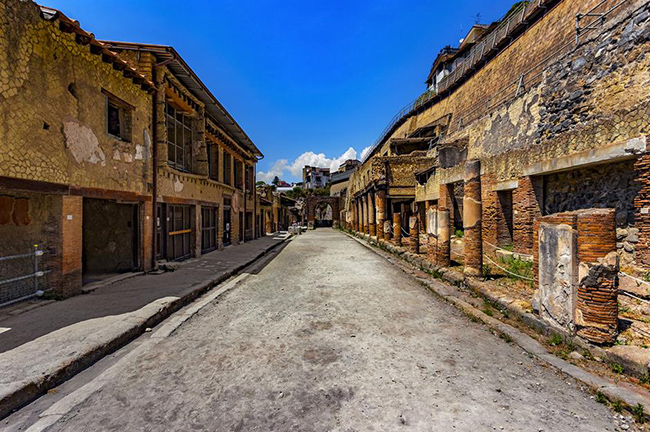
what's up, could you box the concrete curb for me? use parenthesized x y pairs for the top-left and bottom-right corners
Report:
(0, 236), (291, 420)
(343, 230), (650, 416)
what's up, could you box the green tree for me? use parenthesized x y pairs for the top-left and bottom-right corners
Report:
(272, 176), (280, 186)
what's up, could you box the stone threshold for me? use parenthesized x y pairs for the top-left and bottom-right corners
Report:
(343, 229), (650, 418)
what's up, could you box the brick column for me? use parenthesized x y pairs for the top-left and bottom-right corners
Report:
(194, 107), (208, 176)
(575, 209), (618, 344)
(464, 160), (482, 277)
(60, 195), (83, 297)
(376, 189), (386, 241)
(436, 209), (451, 267)
(362, 195), (369, 234)
(356, 198), (362, 233)
(393, 211), (402, 246)
(154, 67), (167, 169)
(194, 204), (202, 258)
(513, 176), (542, 255)
(369, 196), (374, 235)
(409, 216), (419, 254)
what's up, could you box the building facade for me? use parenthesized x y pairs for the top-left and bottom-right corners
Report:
(104, 42), (263, 262)
(302, 166), (331, 189)
(0, 1), (264, 303)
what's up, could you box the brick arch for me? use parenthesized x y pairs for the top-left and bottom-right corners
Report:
(306, 197), (340, 226)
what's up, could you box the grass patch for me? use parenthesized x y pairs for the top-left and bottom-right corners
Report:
(548, 333), (563, 346)
(454, 229), (464, 238)
(612, 400), (623, 413)
(611, 363), (624, 374)
(633, 403), (646, 424)
(595, 391), (608, 404)
(498, 255), (534, 285)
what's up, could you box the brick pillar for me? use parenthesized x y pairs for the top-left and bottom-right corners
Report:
(393, 212), (402, 246)
(513, 176), (542, 255)
(439, 183), (453, 228)
(575, 209), (618, 344)
(635, 153), (650, 266)
(436, 209), (451, 267)
(368, 191), (376, 237)
(356, 198), (361, 233)
(362, 195), (369, 234)
(194, 107), (208, 176)
(154, 67), (167, 169)
(409, 216), (419, 254)
(60, 195), (83, 297)
(464, 160), (482, 277)
(384, 219), (393, 241)
(376, 189), (386, 241)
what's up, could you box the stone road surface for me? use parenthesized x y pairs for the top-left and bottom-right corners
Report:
(13, 230), (626, 431)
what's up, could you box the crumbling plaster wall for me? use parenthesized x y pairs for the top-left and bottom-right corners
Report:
(0, 0), (153, 194)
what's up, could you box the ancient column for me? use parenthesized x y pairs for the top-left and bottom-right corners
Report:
(393, 211), (402, 246)
(384, 219), (392, 241)
(376, 189), (386, 241)
(355, 199), (361, 233)
(409, 216), (419, 254)
(368, 191), (376, 237)
(463, 160), (483, 277)
(436, 209), (451, 267)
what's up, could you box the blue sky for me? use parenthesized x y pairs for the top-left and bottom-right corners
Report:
(46, 0), (517, 182)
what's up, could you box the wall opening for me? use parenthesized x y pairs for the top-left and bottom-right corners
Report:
(497, 190), (514, 247)
(82, 198), (138, 284)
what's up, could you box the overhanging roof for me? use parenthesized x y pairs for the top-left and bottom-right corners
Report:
(101, 41), (263, 158)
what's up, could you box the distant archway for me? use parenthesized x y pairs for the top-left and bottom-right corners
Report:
(314, 202), (333, 227)
(306, 196), (340, 229)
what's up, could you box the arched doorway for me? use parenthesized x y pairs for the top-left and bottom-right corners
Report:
(314, 202), (333, 228)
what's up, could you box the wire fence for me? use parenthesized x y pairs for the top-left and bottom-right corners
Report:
(0, 245), (50, 307)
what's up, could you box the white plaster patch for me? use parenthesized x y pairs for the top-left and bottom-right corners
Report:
(123, 153), (133, 163)
(112, 149), (121, 161)
(63, 119), (105, 166)
(135, 145), (145, 160)
(173, 177), (184, 193)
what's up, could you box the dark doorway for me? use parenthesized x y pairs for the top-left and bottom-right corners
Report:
(201, 206), (218, 254)
(239, 212), (244, 242)
(167, 205), (192, 261)
(451, 182), (464, 233)
(497, 190), (514, 247)
(82, 198), (138, 284)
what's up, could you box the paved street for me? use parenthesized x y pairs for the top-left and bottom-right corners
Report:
(7, 229), (625, 431)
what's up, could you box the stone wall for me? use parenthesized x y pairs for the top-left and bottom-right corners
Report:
(0, 0), (153, 195)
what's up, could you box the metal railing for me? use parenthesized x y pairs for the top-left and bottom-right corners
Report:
(362, 0), (630, 163)
(0, 245), (50, 307)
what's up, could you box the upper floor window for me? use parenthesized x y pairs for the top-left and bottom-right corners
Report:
(103, 89), (133, 142)
(223, 152), (232, 185)
(166, 104), (193, 172)
(245, 165), (253, 191)
(234, 160), (243, 190)
(207, 143), (219, 181)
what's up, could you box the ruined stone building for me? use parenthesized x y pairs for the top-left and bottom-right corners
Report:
(345, 0), (650, 343)
(0, 1), (263, 303)
(257, 184), (298, 233)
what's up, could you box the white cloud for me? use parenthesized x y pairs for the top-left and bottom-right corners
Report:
(360, 146), (372, 160)
(259, 147), (361, 183)
(257, 159), (287, 183)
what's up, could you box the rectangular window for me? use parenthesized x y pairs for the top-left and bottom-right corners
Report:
(208, 143), (219, 181)
(223, 152), (232, 185)
(245, 165), (254, 192)
(234, 160), (243, 190)
(103, 89), (133, 142)
(166, 103), (193, 172)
